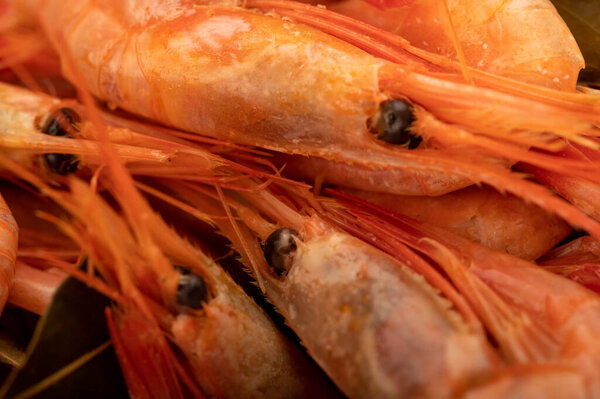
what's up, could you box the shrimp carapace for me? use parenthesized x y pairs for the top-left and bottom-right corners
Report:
(339, 184), (571, 260)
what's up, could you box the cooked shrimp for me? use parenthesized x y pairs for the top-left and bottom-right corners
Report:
(325, 190), (600, 397)
(155, 178), (495, 398)
(283, 0), (600, 228)
(0, 81), (172, 171)
(0, 145), (339, 398)
(26, 0), (600, 241)
(0, 81), (269, 188)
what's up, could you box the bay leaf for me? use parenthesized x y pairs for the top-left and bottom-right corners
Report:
(0, 276), (129, 398)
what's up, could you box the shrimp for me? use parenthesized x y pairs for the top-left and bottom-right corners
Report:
(0, 142), (340, 397)
(338, 184), (571, 260)
(324, 190), (600, 397)
(0, 81), (574, 264)
(283, 0), (600, 230)
(313, 0), (584, 91)
(25, 0), (600, 242)
(0, 81), (171, 172)
(281, 0), (600, 228)
(153, 178), (496, 398)
(0, 81), (277, 188)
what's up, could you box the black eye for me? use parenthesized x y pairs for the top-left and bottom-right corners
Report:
(41, 108), (80, 175)
(175, 267), (209, 309)
(42, 108), (80, 137)
(263, 228), (300, 276)
(43, 153), (79, 175)
(369, 100), (421, 148)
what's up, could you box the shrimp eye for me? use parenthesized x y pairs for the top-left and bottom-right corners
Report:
(42, 108), (80, 137)
(43, 153), (79, 175)
(41, 108), (81, 175)
(370, 100), (421, 148)
(176, 267), (209, 309)
(264, 228), (299, 276)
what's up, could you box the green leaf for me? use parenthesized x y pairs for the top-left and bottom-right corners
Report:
(551, 0), (600, 85)
(0, 276), (129, 398)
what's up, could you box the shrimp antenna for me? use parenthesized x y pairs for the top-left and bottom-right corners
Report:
(438, 0), (471, 83)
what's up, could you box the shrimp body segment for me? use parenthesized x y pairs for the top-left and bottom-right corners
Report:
(342, 185), (571, 260)
(322, 0), (584, 90)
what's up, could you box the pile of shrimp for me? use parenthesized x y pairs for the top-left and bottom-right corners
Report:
(0, 0), (598, 397)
